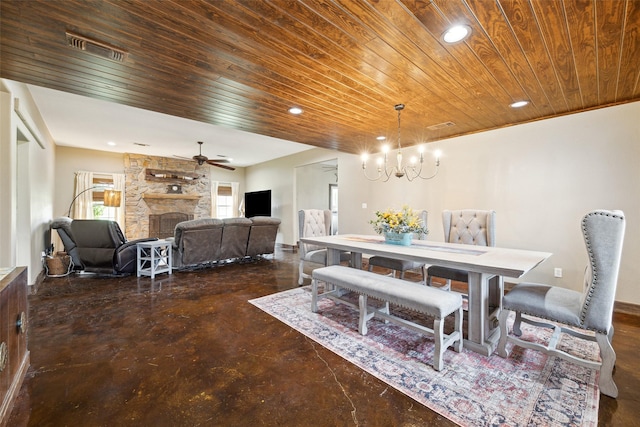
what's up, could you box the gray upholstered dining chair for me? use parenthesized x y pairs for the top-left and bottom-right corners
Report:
(298, 209), (350, 285)
(367, 210), (428, 282)
(497, 210), (625, 398)
(426, 209), (496, 290)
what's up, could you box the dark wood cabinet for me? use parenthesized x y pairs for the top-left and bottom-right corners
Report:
(0, 267), (29, 425)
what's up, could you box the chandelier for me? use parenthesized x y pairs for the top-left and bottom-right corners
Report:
(361, 104), (440, 182)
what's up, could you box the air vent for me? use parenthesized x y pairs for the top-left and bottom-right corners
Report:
(427, 121), (456, 131)
(65, 30), (128, 62)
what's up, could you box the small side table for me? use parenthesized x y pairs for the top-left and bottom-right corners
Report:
(137, 240), (172, 278)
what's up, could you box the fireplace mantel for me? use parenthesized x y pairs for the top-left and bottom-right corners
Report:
(142, 193), (201, 200)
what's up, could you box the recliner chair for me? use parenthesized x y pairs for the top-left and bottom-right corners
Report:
(51, 217), (157, 275)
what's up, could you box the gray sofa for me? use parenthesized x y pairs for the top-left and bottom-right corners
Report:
(169, 216), (281, 269)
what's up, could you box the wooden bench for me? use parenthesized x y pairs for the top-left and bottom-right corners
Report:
(311, 265), (463, 371)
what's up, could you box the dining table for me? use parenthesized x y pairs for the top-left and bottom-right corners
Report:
(300, 234), (552, 356)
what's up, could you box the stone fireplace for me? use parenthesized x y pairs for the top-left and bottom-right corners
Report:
(124, 154), (212, 239)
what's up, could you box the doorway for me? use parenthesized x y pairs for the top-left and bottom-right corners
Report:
(295, 159), (338, 239)
(329, 183), (338, 234)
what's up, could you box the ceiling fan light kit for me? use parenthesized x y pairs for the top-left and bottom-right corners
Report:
(174, 141), (235, 170)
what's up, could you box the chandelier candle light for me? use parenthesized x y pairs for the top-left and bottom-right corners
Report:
(361, 104), (441, 182)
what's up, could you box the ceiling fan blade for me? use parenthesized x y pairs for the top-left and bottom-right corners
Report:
(173, 155), (194, 161)
(207, 161), (235, 171)
(206, 158), (230, 163)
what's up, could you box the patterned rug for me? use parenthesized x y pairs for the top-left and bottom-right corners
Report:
(249, 286), (600, 427)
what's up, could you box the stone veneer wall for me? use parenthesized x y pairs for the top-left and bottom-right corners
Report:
(124, 154), (212, 239)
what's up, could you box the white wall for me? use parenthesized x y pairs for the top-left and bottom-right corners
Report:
(0, 80), (56, 285)
(54, 146), (126, 218)
(295, 160), (337, 213)
(245, 149), (339, 245)
(251, 102), (639, 305)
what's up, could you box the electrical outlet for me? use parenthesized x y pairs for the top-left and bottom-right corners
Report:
(554, 268), (562, 278)
(362, 203), (367, 209)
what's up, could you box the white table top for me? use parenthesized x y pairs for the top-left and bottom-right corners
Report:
(137, 239), (171, 247)
(300, 234), (552, 278)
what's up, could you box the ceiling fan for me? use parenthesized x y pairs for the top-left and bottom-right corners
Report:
(174, 141), (235, 170)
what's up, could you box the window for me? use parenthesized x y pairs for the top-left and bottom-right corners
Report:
(92, 177), (117, 221)
(216, 185), (233, 219)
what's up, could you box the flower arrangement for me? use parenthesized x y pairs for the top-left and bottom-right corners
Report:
(369, 205), (428, 235)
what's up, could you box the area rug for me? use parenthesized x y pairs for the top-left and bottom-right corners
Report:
(249, 286), (600, 427)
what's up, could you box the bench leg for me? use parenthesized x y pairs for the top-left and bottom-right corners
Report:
(382, 301), (390, 323)
(358, 294), (375, 335)
(311, 278), (319, 313)
(454, 306), (463, 353)
(433, 318), (444, 371)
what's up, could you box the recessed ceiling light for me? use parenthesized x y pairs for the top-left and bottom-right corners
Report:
(510, 100), (529, 108)
(288, 107), (303, 115)
(376, 136), (386, 141)
(107, 141), (116, 146)
(443, 25), (471, 44)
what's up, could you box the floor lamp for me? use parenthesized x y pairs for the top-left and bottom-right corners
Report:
(67, 187), (122, 217)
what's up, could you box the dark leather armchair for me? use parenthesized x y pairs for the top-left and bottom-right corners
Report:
(51, 217), (157, 275)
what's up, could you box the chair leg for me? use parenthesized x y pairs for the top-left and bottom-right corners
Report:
(596, 332), (618, 398)
(512, 311), (523, 336)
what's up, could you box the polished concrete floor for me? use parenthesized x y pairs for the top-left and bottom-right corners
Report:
(8, 248), (640, 426)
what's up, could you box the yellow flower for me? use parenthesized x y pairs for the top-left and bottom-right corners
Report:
(369, 205), (428, 235)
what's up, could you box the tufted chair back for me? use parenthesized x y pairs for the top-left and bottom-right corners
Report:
(298, 209), (332, 257)
(442, 209), (496, 247)
(579, 210), (625, 332)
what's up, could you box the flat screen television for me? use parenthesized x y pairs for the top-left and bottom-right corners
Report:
(244, 190), (271, 218)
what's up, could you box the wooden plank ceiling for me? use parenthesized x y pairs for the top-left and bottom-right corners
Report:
(1, 0), (639, 155)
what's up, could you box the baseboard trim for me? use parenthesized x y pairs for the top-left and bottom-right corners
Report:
(614, 300), (640, 316)
(277, 243), (297, 252)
